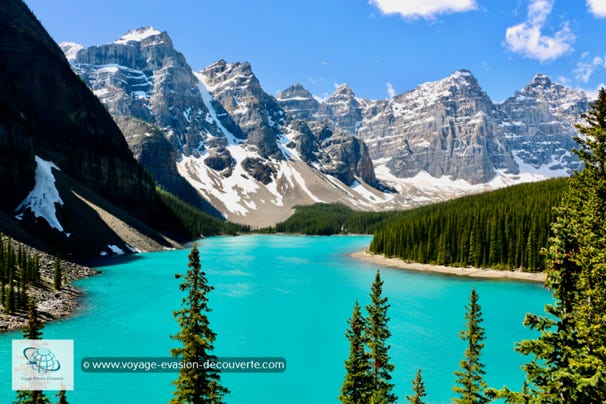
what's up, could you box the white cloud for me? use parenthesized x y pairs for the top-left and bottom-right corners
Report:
(504, 0), (575, 62)
(574, 54), (606, 83)
(386, 82), (396, 97)
(587, 0), (606, 17)
(581, 83), (606, 101)
(369, 0), (477, 19)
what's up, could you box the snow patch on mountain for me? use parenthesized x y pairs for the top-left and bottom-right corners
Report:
(15, 156), (65, 232)
(59, 42), (84, 61)
(194, 72), (242, 145)
(114, 27), (162, 44)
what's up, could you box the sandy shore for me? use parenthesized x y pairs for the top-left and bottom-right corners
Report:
(351, 251), (546, 283)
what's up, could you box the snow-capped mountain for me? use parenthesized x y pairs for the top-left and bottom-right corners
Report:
(498, 73), (586, 175)
(280, 70), (587, 186)
(63, 28), (588, 226)
(64, 29), (388, 227)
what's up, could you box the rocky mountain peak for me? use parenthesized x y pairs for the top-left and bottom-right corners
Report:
(277, 83), (314, 100)
(114, 26), (165, 45)
(331, 83), (356, 98)
(528, 72), (552, 88)
(499, 73), (587, 174)
(201, 60), (257, 93)
(510, 73), (587, 119)
(59, 42), (84, 61)
(199, 59), (285, 159)
(276, 83), (319, 121)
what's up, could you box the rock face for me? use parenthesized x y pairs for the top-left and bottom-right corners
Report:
(62, 27), (588, 226)
(0, 2), (180, 257)
(64, 32), (385, 226)
(276, 84), (319, 121)
(199, 60), (284, 159)
(498, 73), (586, 174)
(278, 70), (587, 185)
(65, 27), (221, 154)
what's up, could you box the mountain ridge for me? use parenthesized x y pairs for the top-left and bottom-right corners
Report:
(61, 27), (588, 226)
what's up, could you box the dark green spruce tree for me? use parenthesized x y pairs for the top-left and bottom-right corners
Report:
(14, 300), (50, 404)
(406, 368), (427, 404)
(452, 287), (488, 404)
(55, 390), (68, 404)
(366, 270), (397, 403)
(340, 300), (372, 404)
(498, 87), (606, 403)
(171, 243), (228, 404)
(53, 257), (62, 290)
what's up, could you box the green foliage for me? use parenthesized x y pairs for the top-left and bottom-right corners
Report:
(366, 270), (397, 403)
(0, 236), (41, 314)
(267, 203), (408, 235)
(14, 301), (49, 404)
(370, 178), (568, 272)
(53, 257), (62, 290)
(340, 271), (397, 403)
(23, 300), (44, 340)
(55, 391), (68, 404)
(406, 369), (427, 404)
(340, 301), (373, 404)
(157, 187), (249, 237)
(508, 88), (606, 402)
(13, 390), (50, 404)
(453, 288), (488, 404)
(171, 244), (228, 403)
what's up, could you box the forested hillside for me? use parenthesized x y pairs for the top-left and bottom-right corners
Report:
(369, 178), (568, 272)
(267, 204), (407, 235)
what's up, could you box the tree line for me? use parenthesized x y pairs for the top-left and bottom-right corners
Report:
(263, 203), (408, 235)
(156, 187), (249, 237)
(370, 178), (568, 272)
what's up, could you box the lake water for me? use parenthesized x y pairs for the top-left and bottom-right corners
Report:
(0, 235), (551, 403)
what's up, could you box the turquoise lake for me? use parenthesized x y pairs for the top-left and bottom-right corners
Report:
(0, 235), (551, 403)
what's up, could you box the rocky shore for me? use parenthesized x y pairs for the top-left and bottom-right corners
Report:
(352, 251), (547, 283)
(0, 245), (99, 332)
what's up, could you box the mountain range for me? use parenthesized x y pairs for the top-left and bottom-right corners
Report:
(60, 27), (587, 227)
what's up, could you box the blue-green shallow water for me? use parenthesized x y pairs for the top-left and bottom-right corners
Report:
(0, 235), (551, 403)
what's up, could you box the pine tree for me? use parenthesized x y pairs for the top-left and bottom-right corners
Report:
(453, 287), (488, 404)
(55, 390), (68, 404)
(53, 258), (62, 290)
(340, 300), (372, 404)
(14, 300), (50, 404)
(170, 244), (228, 404)
(503, 88), (606, 403)
(366, 270), (397, 403)
(406, 368), (427, 404)
(6, 271), (15, 314)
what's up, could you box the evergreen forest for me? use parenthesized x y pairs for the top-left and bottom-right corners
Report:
(157, 187), (249, 237)
(370, 178), (569, 271)
(0, 237), (43, 314)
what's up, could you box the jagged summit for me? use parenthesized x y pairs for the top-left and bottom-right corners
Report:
(529, 72), (552, 87)
(276, 83), (319, 121)
(331, 83), (356, 97)
(276, 83), (314, 100)
(61, 26), (589, 226)
(114, 27), (163, 44)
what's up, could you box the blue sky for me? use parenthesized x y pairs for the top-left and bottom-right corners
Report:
(26, 0), (606, 102)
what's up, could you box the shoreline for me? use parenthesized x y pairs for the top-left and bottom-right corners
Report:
(351, 251), (547, 283)
(0, 253), (100, 333)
